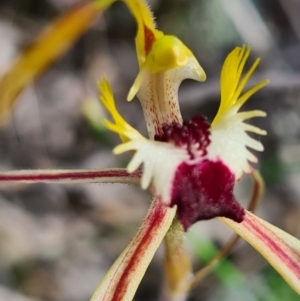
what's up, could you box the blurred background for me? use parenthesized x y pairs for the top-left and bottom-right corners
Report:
(0, 0), (300, 300)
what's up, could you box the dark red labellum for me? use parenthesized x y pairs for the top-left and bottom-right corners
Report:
(171, 160), (245, 231)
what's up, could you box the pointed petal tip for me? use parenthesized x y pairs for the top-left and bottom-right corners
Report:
(189, 57), (207, 82)
(127, 68), (147, 101)
(127, 88), (136, 102)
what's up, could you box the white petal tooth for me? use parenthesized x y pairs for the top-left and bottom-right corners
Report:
(246, 150), (258, 163)
(141, 163), (153, 189)
(243, 164), (252, 174)
(238, 110), (267, 120)
(127, 152), (144, 173)
(113, 145), (128, 155)
(246, 136), (264, 151)
(113, 141), (137, 154)
(243, 123), (267, 135)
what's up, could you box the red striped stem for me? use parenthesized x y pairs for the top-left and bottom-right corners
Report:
(0, 168), (141, 185)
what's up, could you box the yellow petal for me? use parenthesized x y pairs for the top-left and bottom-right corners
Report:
(213, 45), (268, 126)
(98, 78), (140, 142)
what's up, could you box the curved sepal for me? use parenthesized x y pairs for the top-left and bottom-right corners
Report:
(219, 211), (300, 295)
(90, 199), (176, 301)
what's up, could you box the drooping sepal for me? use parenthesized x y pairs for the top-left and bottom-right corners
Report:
(220, 211), (300, 295)
(90, 198), (177, 301)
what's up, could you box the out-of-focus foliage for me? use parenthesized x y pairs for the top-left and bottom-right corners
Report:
(0, 2), (102, 124)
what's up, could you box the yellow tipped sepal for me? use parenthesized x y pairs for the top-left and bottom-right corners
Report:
(95, 0), (162, 65)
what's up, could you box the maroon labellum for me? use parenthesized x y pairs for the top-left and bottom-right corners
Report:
(171, 159), (245, 230)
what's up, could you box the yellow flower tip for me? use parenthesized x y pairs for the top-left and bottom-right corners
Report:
(127, 35), (206, 101)
(103, 119), (129, 142)
(97, 77), (118, 116)
(127, 68), (146, 101)
(120, 0), (162, 65)
(189, 56), (207, 82)
(112, 143), (126, 155)
(213, 45), (268, 126)
(98, 77), (139, 142)
(102, 118), (119, 133)
(146, 35), (198, 73)
(260, 110), (267, 117)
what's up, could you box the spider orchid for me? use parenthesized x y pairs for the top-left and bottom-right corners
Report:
(1, 1), (300, 301)
(89, 46), (300, 300)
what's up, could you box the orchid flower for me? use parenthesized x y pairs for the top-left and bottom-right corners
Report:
(1, 1), (300, 301)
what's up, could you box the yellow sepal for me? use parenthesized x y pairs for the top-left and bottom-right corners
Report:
(94, 0), (161, 66)
(121, 0), (163, 66)
(145, 36), (194, 73)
